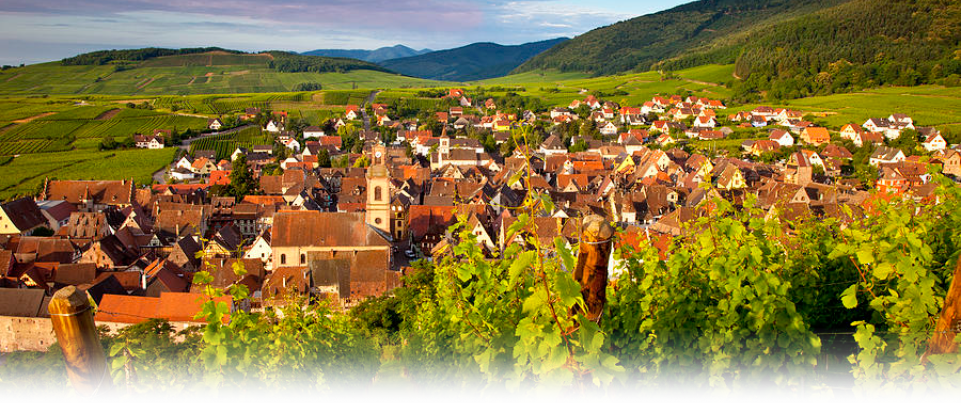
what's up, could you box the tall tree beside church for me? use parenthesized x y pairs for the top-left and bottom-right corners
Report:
(228, 154), (260, 201)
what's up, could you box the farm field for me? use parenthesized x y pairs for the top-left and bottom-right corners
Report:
(0, 148), (176, 200)
(0, 58), (446, 96)
(189, 126), (272, 160)
(726, 85), (961, 131)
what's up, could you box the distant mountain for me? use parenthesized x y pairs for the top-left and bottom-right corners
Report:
(514, 0), (961, 100)
(301, 45), (431, 63)
(379, 38), (569, 82)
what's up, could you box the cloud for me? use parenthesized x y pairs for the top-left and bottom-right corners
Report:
(0, 0), (682, 63)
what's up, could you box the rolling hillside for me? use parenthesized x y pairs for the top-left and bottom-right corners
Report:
(302, 45), (431, 62)
(0, 50), (444, 95)
(379, 38), (568, 81)
(515, 0), (961, 99)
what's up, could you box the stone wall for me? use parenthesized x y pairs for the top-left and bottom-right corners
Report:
(0, 316), (57, 352)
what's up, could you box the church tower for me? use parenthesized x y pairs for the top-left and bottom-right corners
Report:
(366, 144), (391, 234)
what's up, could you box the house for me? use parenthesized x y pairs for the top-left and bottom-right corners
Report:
(750, 140), (780, 156)
(0, 198), (47, 235)
(303, 126), (325, 139)
(40, 179), (136, 211)
(869, 146), (906, 167)
(800, 127), (830, 145)
(923, 132), (947, 152)
(208, 118), (223, 131)
(133, 135), (164, 149)
(769, 129), (794, 147)
(265, 120), (282, 133)
(839, 124), (864, 141)
(345, 105), (361, 120)
(693, 116), (717, 128)
(190, 157), (217, 175)
(484, 98), (496, 110)
(599, 122), (618, 136)
(853, 131), (884, 148)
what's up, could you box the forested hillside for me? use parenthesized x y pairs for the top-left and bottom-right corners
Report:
(515, 0), (961, 100)
(380, 38), (568, 81)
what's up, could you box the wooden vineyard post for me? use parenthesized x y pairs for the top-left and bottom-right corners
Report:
(924, 256), (961, 359)
(573, 215), (614, 323)
(49, 285), (111, 393)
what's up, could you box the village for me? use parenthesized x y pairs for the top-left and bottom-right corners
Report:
(0, 87), (958, 351)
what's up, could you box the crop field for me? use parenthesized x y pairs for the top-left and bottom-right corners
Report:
(189, 126), (272, 160)
(725, 85), (961, 130)
(0, 61), (445, 95)
(0, 148), (175, 200)
(674, 64), (737, 85)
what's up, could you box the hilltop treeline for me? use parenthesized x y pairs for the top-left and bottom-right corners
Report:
(516, 0), (961, 100)
(265, 52), (392, 74)
(728, 0), (961, 101)
(61, 47), (241, 65)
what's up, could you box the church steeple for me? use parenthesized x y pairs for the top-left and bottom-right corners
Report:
(366, 144), (391, 234)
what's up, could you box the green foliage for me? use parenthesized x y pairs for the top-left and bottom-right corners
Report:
(109, 258), (379, 402)
(224, 154), (260, 201)
(266, 51), (390, 74)
(397, 192), (625, 387)
(61, 47), (239, 65)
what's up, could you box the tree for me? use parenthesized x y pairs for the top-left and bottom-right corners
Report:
(317, 148), (331, 168)
(227, 154), (260, 201)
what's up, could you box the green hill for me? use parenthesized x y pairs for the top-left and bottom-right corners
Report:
(515, 0), (961, 100)
(379, 38), (568, 81)
(0, 49), (444, 95)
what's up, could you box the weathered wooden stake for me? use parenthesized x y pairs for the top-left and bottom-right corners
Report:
(924, 256), (961, 359)
(573, 215), (614, 323)
(49, 285), (111, 393)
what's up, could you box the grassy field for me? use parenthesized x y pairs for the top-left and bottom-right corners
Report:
(0, 148), (176, 200)
(472, 68), (733, 107)
(725, 85), (961, 130)
(674, 64), (736, 85)
(0, 56), (446, 95)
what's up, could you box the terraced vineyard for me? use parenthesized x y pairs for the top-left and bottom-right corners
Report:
(0, 148), (176, 200)
(188, 126), (272, 160)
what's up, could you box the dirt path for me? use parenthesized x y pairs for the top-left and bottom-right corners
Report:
(136, 77), (155, 90)
(13, 112), (56, 123)
(4, 73), (22, 82)
(187, 77), (197, 86)
(94, 108), (121, 120)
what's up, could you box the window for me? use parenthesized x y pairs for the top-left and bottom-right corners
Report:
(300, 254), (306, 265)
(280, 254), (286, 265)
(374, 186), (382, 201)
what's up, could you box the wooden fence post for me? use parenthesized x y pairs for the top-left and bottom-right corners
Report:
(924, 256), (961, 359)
(573, 215), (614, 323)
(49, 285), (111, 393)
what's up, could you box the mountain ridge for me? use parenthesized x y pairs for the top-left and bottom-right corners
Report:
(301, 45), (432, 63)
(379, 38), (568, 82)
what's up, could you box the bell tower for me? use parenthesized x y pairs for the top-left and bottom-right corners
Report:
(366, 144), (391, 234)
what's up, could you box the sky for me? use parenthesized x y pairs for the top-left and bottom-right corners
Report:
(0, 0), (690, 66)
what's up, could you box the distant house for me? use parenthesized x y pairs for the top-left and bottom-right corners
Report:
(303, 126), (325, 139)
(869, 146), (906, 167)
(922, 132), (947, 152)
(265, 120), (282, 133)
(134, 135), (164, 149)
(769, 129), (794, 147)
(800, 127), (830, 145)
(839, 124), (863, 141)
(599, 122), (618, 136)
(345, 105), (360, 120)
(208, 118), (223, 131)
